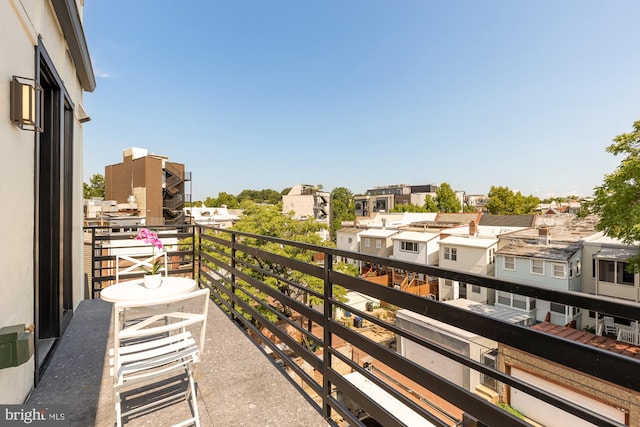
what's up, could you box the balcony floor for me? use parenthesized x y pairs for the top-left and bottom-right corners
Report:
(27, 297), (328, 427)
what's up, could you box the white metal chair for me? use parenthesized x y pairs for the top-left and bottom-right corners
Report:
(617, 321), (640, 345)
(602, 316), (617, 336)
(115, 252), (168, 284)
(111, 288), (209, 427)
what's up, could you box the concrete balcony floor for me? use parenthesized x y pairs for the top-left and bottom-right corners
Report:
(27, 298), (328, 427)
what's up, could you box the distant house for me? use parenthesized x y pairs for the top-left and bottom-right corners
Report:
(581, 233), (640, 338)
(495, 227), (587, 328)
(105, 147), (191, 226)
(437, 230), (499, 303)
(335, 227), (363, 266)
(282, 184), (330, 223)
(185, 206), (240, 229)
(390, 231), (440, 297)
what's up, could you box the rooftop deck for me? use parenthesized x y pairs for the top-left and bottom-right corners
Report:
(27, 297), (328, 427)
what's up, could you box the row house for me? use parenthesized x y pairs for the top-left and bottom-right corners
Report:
(390, 231), (440, 297)
(582, 233), (640, 342)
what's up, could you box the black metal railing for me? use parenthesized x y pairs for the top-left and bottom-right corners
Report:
(86, 224), (640, 426)
(195, 226), (640, 427)
(85, 225), (195, 298)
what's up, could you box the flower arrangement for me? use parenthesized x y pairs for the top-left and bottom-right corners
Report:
(135, 228), (164, 275)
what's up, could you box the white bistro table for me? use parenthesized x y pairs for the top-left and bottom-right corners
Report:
(100, 276), (198, 303)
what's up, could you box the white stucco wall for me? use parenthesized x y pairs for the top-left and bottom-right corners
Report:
(0, 0), (89, 403)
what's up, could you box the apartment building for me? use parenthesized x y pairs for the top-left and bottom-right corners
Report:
(105, 147), (191, 226)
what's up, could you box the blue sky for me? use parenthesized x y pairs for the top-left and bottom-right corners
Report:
(82, 1), (640, 201)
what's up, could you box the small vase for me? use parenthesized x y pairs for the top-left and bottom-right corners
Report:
(144, 274), (162, 289)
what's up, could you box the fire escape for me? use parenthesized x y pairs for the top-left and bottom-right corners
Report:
(163, 163), (191, 225)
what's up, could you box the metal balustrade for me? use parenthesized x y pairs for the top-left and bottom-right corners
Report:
(86, 224), (640, 426)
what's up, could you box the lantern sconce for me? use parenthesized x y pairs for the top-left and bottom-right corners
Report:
(10, 76), (43, 132)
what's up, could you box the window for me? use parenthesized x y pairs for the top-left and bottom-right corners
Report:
(364, 238), (370, 248)
(531, 259), (544, 275)
(488, 248), (495, 264)
(443, 279), (453, 287)
(552, 263), (566, 279)
(444, 247), (457, 261)
(375, 240), (382, 249)
(401, 241), (418, 253)
(575, 260), (581, 276)
(471, 285), (481, 294)
(503, 256), (515, 271)
(599, 260), (634, 286)
(496, 291), (535, 310)
(480, 350), (498, 390)
(550, 302), (566, 314)
(348, 237), (353, 244)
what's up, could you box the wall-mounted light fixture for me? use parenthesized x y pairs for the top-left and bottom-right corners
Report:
(10, 76), (43, 132)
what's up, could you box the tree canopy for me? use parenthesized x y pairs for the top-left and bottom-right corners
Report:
(330, 187), (355, 240)
(237, 188), (282, 205)
(486, 186), (539, 215)
(83, 173), (105, 199)
(210, 203), (347, 320)
(204, 192), (239, 208)
(587, 120), (640, 270)
(435, 182), (462, 212)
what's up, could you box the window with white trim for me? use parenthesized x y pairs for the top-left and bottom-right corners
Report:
(400, 241), (418, 253)
(531, 259), (544, 275)
(444, 247), (457, 261)
(503, 256), (515, 271)
(364, 238), (370, 248)
(375, 240), (382, 249)
(552, 263), (566, 279)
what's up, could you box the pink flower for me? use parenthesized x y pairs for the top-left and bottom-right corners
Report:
(135, 228), (164, 274)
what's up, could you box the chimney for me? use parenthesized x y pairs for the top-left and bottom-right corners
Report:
(538, 227), (550, 245)
(469, 221), (478, 238)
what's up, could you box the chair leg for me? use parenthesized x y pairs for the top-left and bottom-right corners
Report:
(187, 365), (200, 427)
(115, 389), (122, 427)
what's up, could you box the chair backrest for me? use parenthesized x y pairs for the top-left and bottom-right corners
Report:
(603, 316), (614, 326)
(112, 288), (210, 370)
(115, 252), (168, 284)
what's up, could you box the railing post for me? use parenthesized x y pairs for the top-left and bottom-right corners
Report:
(194, 225), (199, 282)
(322, 251), (333, 421)
(231, 232), (237, 321)
(90, 227), (96, 299)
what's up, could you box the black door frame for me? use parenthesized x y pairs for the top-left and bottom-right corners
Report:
(34, 40), (74, 383)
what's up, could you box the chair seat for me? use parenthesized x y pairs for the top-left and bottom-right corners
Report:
(112, 288), (209, 427)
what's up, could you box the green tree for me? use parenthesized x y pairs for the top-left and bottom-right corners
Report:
(424, 195), (438, 212)
(83, 173), (104, 199)
(204, 192), (239, 208)
(486, 186), (540, 215)
(219, 203), (347, 320)
(391, 203), (427, 213)
(330, 187), (355, 240)
(237, 188), (282, 204)
(587, 120), (640, 270)
(435, 182), (462, 212)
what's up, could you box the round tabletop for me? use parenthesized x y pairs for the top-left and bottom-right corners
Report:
(100, 276), (198, 303)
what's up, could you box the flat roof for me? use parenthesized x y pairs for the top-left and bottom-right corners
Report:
(391, 231), (439, 243)
(343, 372), (436, 427)
(438, 235), (498, 248)
(397, 299), (532, 339)
(496, 241), (580, 261)
(359, 229), (399, 238)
